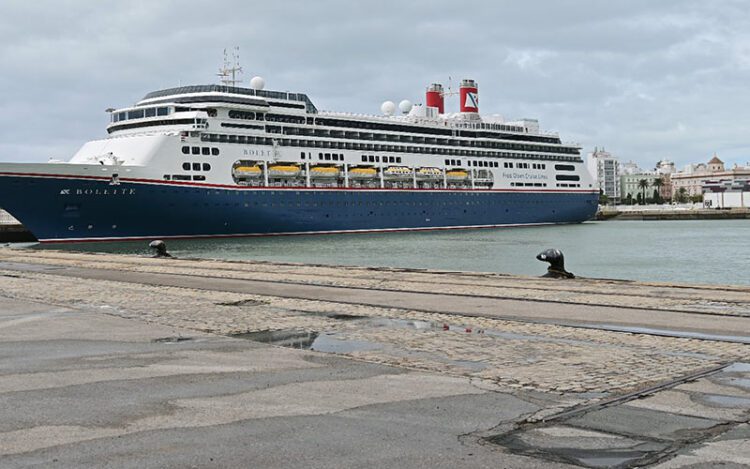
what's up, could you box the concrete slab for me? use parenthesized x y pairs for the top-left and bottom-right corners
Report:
(0, 296), (560, 468)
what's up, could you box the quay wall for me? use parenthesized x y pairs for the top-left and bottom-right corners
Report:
(596, 208), (750, 220)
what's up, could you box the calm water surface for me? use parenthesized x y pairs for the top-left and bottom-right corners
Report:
(44, 220), (750, 286)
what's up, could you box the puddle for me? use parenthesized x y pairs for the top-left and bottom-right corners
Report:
(575, 452), (651, 468)
(152, 336), (193, 344)
(232, 329), (319, 349)
(488, 430), (663, 468)
(701, 394), (750, 408)
(723, 362), (750, 373)
(232, 329), (381, 353)
(583, 325), (750, 344)
(325, 313), (365, 321)
(723, 377), (750, 390)
(216, 299), (268, 307)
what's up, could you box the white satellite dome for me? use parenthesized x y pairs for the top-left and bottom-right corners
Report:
(398, 99), (413, 114)
(380, 100), (396, 116)
(250, 76), (265, 90)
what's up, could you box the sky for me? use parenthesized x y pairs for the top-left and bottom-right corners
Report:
(0, 0), (748, 170)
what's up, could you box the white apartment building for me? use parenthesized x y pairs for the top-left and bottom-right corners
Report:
(587, 147), (620, 203)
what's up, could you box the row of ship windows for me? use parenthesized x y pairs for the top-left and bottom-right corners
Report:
(300, 152), (346, 162)
(230, 111), (549, 144)
(165, 174), (207, 181)
(557, 183), (582, 187)
(181, 146), (221, 156)
(263, 125), (576, 155)
(510, 182), (548, 187)
(363, 155), (403, 163)
(181, 162), (212, 171)
(200, 133), (581, 162)
(112, 107), (170, 122)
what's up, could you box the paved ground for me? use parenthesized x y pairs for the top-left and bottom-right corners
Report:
(0, 249), (749, 467)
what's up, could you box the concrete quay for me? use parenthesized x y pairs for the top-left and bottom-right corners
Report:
(0, 249), (749, 468)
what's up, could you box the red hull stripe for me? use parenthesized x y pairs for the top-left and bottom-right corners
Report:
(0, 171), (598, 194)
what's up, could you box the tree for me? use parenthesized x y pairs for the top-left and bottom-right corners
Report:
(652, 177), (664, 203)
(638, 179), (650, 204)
(625, 193), (633, 205)
(652, 189), (662, 204)
(690, 194), (704, 204)
(599, 191), (609, 205)
(636, 193), (643, 205)
(675, 187), (688, 203)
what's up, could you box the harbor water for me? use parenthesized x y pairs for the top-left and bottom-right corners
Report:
(44, 219), (750, 286)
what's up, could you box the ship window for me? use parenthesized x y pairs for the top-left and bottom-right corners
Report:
(202, 163), (211, 171)
(319, 153), (323, 160)
(396, 157), (401, 163)
(117, 112), (126, 122)
(157, 107), (169, 116)
(445, 159), (449, 165)
(172, 174), (191, 181)
(368, 155), (375, 162)
(192, 163), (201, 171)
(182, 162), (190, 170)
(128, 109), (144, 119)
(211, 148), (219, 156)
(145, 108), (156, 118)
(375, 156), (380, 162)
(163, 175), (171, 180)
(324, 153), (331, 160)
(193, 175), (206, 181)
(202, 147), (210, 155)
(361, 155), (367, 162)
(300, 152), (306, 159)
(181, 146), (189, 154)
(192, 147), (200, 155)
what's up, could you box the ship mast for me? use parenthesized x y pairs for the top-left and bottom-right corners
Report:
(217, 46), (243, 87)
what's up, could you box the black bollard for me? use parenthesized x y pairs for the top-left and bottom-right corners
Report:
(149, 240), (173, 258)
(536, 248), (575, 279)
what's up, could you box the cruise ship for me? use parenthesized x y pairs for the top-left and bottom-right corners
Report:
(0, 69), (597, 243)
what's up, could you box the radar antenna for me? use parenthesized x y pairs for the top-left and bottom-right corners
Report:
(217, 46), (243, 86)
(443, 76), (459, 97)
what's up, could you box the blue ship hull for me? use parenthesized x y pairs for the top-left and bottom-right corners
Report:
(0, 175), (598, 243)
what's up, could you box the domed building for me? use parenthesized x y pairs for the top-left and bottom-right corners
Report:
(671, 154), (749, 199)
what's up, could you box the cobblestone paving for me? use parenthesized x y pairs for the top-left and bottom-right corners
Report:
(1, 255), (748, 398)
(4, 249), (750, 316)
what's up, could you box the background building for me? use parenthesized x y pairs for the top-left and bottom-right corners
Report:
(587, 147), (620, 204)
(671, 154), (750, 200)
(703, 179), (750, 208)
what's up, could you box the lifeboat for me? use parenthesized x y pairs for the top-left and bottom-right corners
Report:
(416, 167), (442, 180)
(309, 165), (340, 178)
(233, 165), (262, 177)
(268, 164), (301, 178)
(348, 167), (377, 179)
(446, 170), (469, 181)
(383, 166), (413, 180)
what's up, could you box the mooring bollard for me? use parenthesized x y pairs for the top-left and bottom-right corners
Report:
(149, 240), (173, 258)
(536, 248), (575, 279)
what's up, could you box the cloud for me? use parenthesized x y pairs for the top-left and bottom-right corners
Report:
(0, 0), (748, 168)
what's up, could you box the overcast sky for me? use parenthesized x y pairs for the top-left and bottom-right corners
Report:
(1, 0), (748, 169)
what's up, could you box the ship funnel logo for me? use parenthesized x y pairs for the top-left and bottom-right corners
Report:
(466, 92), (478, 108)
